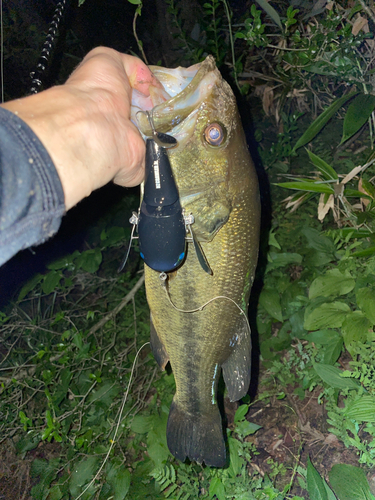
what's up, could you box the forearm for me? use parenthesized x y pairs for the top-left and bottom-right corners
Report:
(0, 107), (65, 266)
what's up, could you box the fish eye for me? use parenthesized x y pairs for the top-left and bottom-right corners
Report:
(203, 123), (226, 147)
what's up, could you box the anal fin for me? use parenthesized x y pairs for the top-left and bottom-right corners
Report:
(150, 316), (169, 370)
(222, 317), (251, 402)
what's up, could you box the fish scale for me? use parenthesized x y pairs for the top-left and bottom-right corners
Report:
(134, 55), (260, 466)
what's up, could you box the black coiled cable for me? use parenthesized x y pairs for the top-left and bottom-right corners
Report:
(30, 0), (69, 94)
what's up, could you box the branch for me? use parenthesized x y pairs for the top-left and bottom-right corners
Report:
(88, 273), (145, 336)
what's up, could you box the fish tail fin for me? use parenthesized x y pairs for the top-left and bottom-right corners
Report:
(166, 400), (226, 467)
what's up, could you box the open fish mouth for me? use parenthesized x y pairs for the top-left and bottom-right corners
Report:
(131, 56), (220, 143)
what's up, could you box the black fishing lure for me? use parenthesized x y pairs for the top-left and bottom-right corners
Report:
(119, 112), (212, 275)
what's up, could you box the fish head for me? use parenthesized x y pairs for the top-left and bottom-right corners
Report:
(131, 56), (254, 242)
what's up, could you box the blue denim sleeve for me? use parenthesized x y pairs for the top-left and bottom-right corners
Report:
(0, 107), (65, 266)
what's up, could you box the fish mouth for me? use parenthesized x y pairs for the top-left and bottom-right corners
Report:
(131, 56), (220, 142)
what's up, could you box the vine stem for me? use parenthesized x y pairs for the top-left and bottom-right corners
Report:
(133, 6), (148, 65)
(222, 0), (239, 91)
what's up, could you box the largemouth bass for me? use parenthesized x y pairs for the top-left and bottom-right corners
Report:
(131, 56), (260, 467)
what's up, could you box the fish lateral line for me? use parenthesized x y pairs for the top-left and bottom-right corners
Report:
(158, 270), (251, 340)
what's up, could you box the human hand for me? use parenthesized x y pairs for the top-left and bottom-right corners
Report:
(2, 47), (163, 210)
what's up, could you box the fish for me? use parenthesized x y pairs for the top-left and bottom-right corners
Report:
(131, 55), (260, 467)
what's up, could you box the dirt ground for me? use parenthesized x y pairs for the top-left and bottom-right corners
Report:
(0, 379), (369, 499)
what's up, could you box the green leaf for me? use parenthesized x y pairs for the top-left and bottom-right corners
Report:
(342, 311), (372, 355)
(293, 92), (357, 151)
(127, 0), (142, 4)
(356, 288), (375, 324)
(266, 252), (303, 271)
(69, 456), (99, 497)
(306, 456), (328, 500)
(309, 269), (355, 299)
(304, 302), (351, 330)
(302, 228), (336, 255)
(329, 464), (374, 500)
(345, 396), (375, 422)
(209, 477), (226, 500)
(306, 150), (338, 181)
(107, 466), (131, 500)
(42, 270), (62, 294)
(255, 0), (282, 29)
(276, 180), (335, 194)
(313, 363), (360, 390)
(75, 248), (102, 273)
(18, 273), (44, 300)
(227, 437), (245, 477)
(259, 287), (283, 321)
(361, 179), (375, 199)
(341, 94), (375, 144)
(234, 404), (249, 422)
(321, 335), (343, 366)
(130, 415), (154, 434)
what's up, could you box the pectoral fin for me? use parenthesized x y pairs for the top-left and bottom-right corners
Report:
(222, 318), (252, 402)
(150, 316), (169, 370)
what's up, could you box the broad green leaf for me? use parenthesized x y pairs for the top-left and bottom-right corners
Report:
(356, 288), (375, 324)
(361, 179), (375, 199)
(266, 252), (303, 271)
(69, 456), (99, 497)
(306, 150), (338, 180)
(309, 269), (355, 299)
(302, 228), (336, 255)
(255, 0), (282, 29)
(306, 456), (328, 500)
(107, 467), (131, 500)
(304, 302), (351, 330)
(209, 477), (226, 500)
(293, 92), (357, 151)
(234, 404), (249, 422)
(329, 464), (374, 500)
(313, 363), (360, 390)
(75, 248), (102, 273)
(259, 287), (283, 321)
(276, 180), (335, 194)
(323, 478), (338, 500)
(130, 415), (154, 434)
(341, 94), (375, 144)
(87, 382), (120, 407)
(345, 396), (375, 422)
(42, 270), (62, 294)
(127, 0), (142, 4)
(18, 272), (44, 300)
(235, 420), (262, 437)
(321, 335), (343, 365)
(342, 311), (372, 355)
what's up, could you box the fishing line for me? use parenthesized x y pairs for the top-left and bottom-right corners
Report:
(159, 272), (252, 337)
(74, 341), (150, 500)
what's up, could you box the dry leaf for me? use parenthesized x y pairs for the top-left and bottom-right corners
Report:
(262, 86), (274, 116)
(352, 15), (369, 36)
(342, 164), (364, 184)
(318, 193), (334, 221)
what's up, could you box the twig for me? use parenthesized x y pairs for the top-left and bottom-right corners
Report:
(88, 274), (145, 336)
(358, 0), (375, 26)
